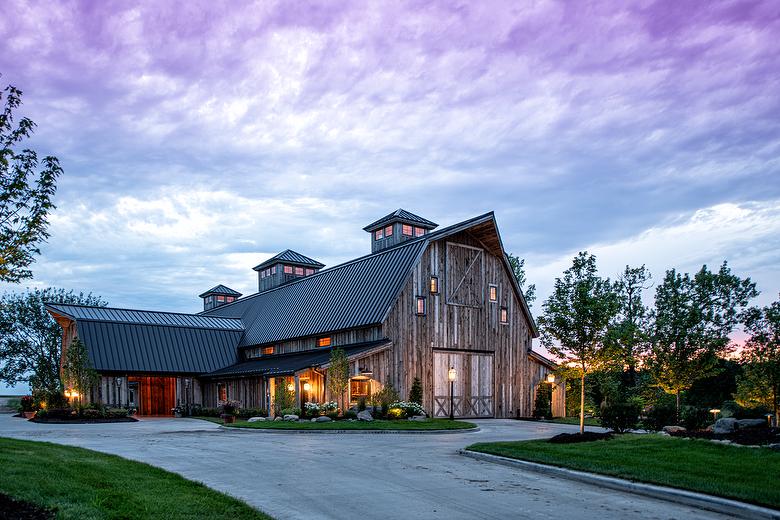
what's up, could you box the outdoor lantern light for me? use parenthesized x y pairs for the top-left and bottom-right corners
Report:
(448, 366), (457, 420)
(709, 408), (721, 421)
(287, 382), (295, 392)
(115, 377), (122, 387)
(303, 382), (311, 392)
(546, 374), (555, 384)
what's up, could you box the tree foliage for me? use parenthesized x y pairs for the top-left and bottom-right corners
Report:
(538, 252), (620, 432)
(737, 295), (780, 424)
(409, 376), (423, 405)
(506, 253), (536, 305)
(1, 80), (62, 282)
(326, 347), (350, 410)
(0, 288), (106, 393)
(61, 337), (99, 405)
(647, 262), (758, 413)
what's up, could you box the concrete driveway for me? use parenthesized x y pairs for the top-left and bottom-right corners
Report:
(0, 415), (729, 520)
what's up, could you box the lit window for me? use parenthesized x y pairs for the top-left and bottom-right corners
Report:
(430, 276), (439, 294)
(402, 224), (413, 236)
(284, 265), (293, 274)
(272, 265), (277, 274)
(350, 379), (370, 398)
(217, 295), (225, 302)
(500, 307), (508, 324)
(416, 296), (426, 315)
(317, 337), (332, 348)
(265, 269), (270, 277)
(414, 227), (425, 237)
(226, 296), (235, 303)
(262, 346), (274, 355)
(489, 285), (497, 302)
(384, 225), (393, 237)
(295, 266), (304, 275)
(260, 270), (266, 278)
(218, 383), (227, 402)
(375, 229), (384, 240)
(305, 268), (314, 275)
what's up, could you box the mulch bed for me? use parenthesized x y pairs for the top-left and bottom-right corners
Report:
(548, 432), (613, 444)
(0, 493), (55, 520)
(668, 427), (780, 446)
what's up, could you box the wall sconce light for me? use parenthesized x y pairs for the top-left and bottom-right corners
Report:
(303, 382), (311, 392)
(448, 367), (457, 382)
(287, 383), (295, 392)
(546, 374), (556, 384)
(115, 377), (123, 387)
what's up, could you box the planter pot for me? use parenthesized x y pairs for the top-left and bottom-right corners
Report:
(23, 411), (36, 419)
(222, 414), (235, 424)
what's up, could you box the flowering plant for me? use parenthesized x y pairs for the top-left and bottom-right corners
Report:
(388, 401), (425, 418)
(218, 399), (241, 415)
(304, 402), (320, 415)
(321, 401), (338, 413)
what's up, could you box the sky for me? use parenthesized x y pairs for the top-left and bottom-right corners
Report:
(1, 0), (779, 393)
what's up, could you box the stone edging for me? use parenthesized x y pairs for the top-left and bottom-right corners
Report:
(459, 449), (780, 520)
(218, 425), (480, 435)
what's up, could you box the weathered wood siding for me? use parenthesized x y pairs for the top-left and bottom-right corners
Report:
(244, 326), (383, 358)
(202, 377), (267, 409)
(382, 230), (536, 418)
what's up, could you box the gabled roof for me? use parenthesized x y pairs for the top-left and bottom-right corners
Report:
(45, 303), (243, 374)
(46, 303), (243, 330)
(203, 340), (391, 378)
(362, 208), (438, 232)
(252, 249), (325, 271)
(528, 350), (558, 370)
(198, 284), (242, 298)
(205, 240), (427, 346)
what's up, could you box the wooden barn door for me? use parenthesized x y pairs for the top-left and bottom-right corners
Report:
(129, 376), (176, 416)
(433, 351), (493, 418)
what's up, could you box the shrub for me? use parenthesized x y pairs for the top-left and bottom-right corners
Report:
(641, 402), (678, 431)
(279, 407), (301, 417)
(357, 397), (367, 411)
(409, 377), (423, 405)
(532, 383), (552, 419)
(191, 406), (221, 417)
(219, 400), (241, 415)
(387, 407), (407, 419)
(370, 385), (400, 408)
(599, 401), (641, 433)
(19, 395), (34, 412)
(721, 400), (770, 419)
(342, 410), (357, 420)
(680, 406), (712, 431)
(388, 401), (425, 419)
(304, 402), (320, 417)
(236, 408), (267, 419)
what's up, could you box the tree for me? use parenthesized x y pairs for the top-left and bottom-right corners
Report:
(538, 252), (620, 433)
(409, 377), (423, 405)
(61, 337), (98, 406)
(647, 262), (758, 416)
(606, 265), (652, 389)
(506, 253), (536, 305)
(1, 80), (62, 282)
(737, 296), (780, 425)
(0, 288), (107, 394)
(326, 347), (350, 411)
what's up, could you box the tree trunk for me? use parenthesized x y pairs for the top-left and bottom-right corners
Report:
(774, 384), (778, 428)
(675, 390), (681, 422)
(579, 373), (586, 434)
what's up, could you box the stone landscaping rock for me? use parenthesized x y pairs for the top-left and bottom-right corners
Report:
(408, 415), (427, 421)
(357, 410), (373, 422)
(736, 418), (767, 429)
(247, 417), (266, 422)
(713, 417), (738, 434)
(768, 443), (780, 452)
(283, 414), (299, 421)
(315, 416), (332, 422)
(273, 416), (282, 421)
(662, 425), (686, 434)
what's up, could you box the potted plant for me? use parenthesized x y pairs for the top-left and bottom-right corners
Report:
(219, 399), (240, 424)
(19, 395), (36, 419)
(171, 405), (183, 418)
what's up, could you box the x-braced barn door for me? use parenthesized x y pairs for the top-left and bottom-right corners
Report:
(433, 351), (494, 418)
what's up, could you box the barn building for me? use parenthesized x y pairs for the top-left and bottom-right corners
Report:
(46, 210), (564, 418)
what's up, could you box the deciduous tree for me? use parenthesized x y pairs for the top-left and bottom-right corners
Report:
(61, 337), (98, 406)
(737, 296), (780, 425)
(506, 253), (536, 305)
(326, 347), (350, 411)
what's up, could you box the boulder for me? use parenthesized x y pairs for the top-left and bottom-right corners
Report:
(283, 414), (299, 422)
(273, 416), (283, 422)
(662, 425), (686, 434)
(408, 415), (427, 422)
(357, 410), (373, 422)
(247, 417), (266, 423)
(736, 418), (767, 429)
(315, 416), (332, 422)
(713, 417), (738, 434)
(768, 443), (780, 452)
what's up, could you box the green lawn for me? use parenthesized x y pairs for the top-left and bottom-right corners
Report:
(195, 416), (477, 430)
(467, 434), (780, 509)
(0, 437), (271, 519)
(539, 416), (601, 427)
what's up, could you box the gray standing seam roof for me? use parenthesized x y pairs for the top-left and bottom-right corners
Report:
(362, 208), (438, 231)
(252, 249), (325, 271)
(204, 239), (427, 347)
(198, 284), (242, 298)
(46, 303), (243, 330)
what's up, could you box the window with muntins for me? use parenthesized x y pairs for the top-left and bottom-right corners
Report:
(414, 226), (425, 237)
(430, 276), (439, 294)
(284, 265), (293, 274)
(402, 224), (413, 236)
(262, 346), (274, 355)
(317, 337), (332, 348)
(295, 266), (304, 275)
(416, 296), (426, 315)
(489, 285), (497, 302)
(375, 229), (383, 240)
(384, 225), (393, 237)
(500, 307), (508, 324)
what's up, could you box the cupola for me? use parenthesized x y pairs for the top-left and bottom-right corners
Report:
(253, 249), (325, 292)
(363, 209), (438, 253)
(199, 284), (242, 311)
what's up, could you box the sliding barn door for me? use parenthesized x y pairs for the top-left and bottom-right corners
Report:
(433, 351), (494, 418)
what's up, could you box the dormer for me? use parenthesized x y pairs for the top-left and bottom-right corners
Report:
(363, 209), (438, 253)
(199, 284), (242, 311)
(253, 249), (325, 292)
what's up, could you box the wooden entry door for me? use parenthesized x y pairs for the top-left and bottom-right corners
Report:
(433, 351), (493, 418)
(128, 376), (176, 415)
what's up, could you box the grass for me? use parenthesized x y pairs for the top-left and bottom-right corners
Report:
(537, 416), (602, 427)
(0, 437), (271, 519)
(195, 416), (477, 430)
(467, 434), (780, 509)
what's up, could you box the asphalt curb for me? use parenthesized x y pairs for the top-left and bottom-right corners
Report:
(218, 425), (480, 435)
(459, 449), (780, 520)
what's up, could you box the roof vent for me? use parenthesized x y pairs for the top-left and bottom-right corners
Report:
(363, 209), (438, 253)
(253, 249), (325, 292)
(199, 285), (242, 311)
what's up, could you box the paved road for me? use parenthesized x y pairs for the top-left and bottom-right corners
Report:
(0, 415), (728, 519)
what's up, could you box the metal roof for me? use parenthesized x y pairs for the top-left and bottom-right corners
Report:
(205, 239), (427, 347)
(362, 208), (438, 232)
(198, 284), (242, 298)
(252, 249), (325, 271)
(204, 340), (391, 378)
(46, 303), (243, 331)
(77, 320), (241, 374)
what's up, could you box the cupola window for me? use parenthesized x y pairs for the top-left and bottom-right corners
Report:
(402, 224), (413, 236)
